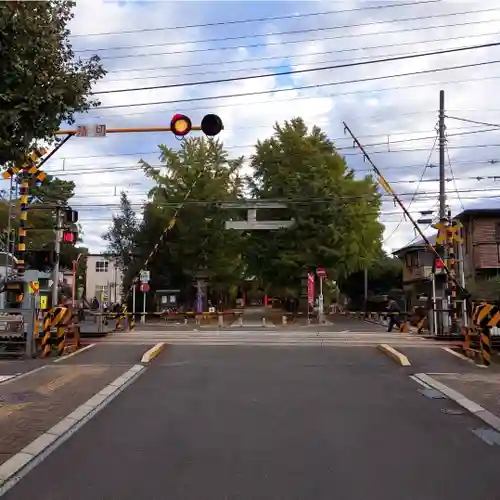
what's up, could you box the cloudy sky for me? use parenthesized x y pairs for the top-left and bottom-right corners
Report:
(9, 0), (500, 255)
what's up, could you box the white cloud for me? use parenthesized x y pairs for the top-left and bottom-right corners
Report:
(6, 0), (500, 257)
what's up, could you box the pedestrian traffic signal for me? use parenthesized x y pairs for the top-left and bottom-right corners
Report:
(62, 230), (77, 243)
(32, 249), (54, 271)
(201, 114), (223, 137)
(170, 114), (192, 137)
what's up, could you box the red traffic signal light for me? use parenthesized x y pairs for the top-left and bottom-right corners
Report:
(62, 231), (77, 243)
(170, 114), (192, 137)
(201, 114), (223, 137)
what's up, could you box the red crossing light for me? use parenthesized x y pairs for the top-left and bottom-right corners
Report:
(170, 114), (192, 137)
(62, 231), (76, 243)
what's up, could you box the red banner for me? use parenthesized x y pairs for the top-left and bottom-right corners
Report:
(307, 273), (315, 306)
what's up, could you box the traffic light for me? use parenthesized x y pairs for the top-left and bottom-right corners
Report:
(201, 114), (224, 137)
(432, 245), (446, 274)
(64, 208), (78, 223)
(62, 230), (78, 244)
(170, 114), (192, 137)
(32, 249), (54, 271)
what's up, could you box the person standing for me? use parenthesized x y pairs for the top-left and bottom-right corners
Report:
(387, 298), (401, 332)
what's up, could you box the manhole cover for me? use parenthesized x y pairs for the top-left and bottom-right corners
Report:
(419, 388), (447, 399)
(441, 408), (466, 415)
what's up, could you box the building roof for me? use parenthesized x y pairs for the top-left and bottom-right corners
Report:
(392, 233), (437, 256)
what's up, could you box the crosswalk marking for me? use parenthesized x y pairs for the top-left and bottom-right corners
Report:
(93, 329), (456, 348)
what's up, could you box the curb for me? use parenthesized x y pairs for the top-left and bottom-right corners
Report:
(413, 373), (500, 432)
(0, 364), (145, 494)
(141, 342), (166, 363)
(377, 344), (411, 366)
(53, 343), (96, 363)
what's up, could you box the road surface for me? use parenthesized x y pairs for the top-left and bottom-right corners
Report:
(2, 326), (500, 500)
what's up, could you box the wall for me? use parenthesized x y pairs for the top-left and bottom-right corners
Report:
(466, 217), (500, 270)
(401, 249), (433, 282)
(85, 255), (123, 304)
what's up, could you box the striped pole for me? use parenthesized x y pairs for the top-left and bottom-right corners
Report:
(480, 326), (492, 367)
(16, 171), (29, 303)
(448, 221), (458, 334)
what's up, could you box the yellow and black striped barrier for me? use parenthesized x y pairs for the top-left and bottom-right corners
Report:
(480, 327), (492, 367)
(41, 307), (71, 357)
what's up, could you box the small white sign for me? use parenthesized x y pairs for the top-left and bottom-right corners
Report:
(77, 124), (106, 137)
(140, 270), (150, 283)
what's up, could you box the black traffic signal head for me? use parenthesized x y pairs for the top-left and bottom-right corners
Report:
(201, 114), (223, 137)
(64, 208), (78, 223)
(170, 114), (192, 137)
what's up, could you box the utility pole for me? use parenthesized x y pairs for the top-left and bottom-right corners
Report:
(438, 89), (449, 335)
(52, 206), (62, 306)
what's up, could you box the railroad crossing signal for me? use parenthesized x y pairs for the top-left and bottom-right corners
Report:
(435, 221), (463, 244)
(170, 113), (224, 138)
(2, 146), (48, 180)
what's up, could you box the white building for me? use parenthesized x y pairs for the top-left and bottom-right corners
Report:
(85, 254), (123, 305)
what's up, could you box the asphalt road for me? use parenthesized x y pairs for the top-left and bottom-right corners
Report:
(4, 345), (500, 500)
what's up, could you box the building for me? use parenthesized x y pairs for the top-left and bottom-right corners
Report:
(85, 254), (123, 305)
(393, 208), (500, 307)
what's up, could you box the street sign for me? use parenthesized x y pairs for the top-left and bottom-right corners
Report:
(28, 281), (39, 295)
(140, 270), (150, 283)
(140, 283), (150, 293)
(316, 267), (327, 278)
(76, 124), (106, 137)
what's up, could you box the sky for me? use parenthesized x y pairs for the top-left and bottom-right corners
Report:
(6, 0), (500, 256)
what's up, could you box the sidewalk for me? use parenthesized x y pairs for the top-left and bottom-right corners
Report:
(0, 364), (127, 467)
(425, 371), (500, 423)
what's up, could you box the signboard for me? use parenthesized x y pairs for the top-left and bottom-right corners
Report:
(140, 283), (150, 293)
(140, 270), (150, 283)
(316, 267), (327, 278)
(76, 124), (106, 137)
(29, 281), (39, 295)
(307, 273), (315, 306)
(40, 295), (48, 310)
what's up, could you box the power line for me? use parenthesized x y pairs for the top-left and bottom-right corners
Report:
(445, 142), (465, 212)
(93, 42), (500, 95)
(71, 1), (437, 37)
(76, 7), (495, 53)
(103, 30), (500, 75)
(94, 58), (500, 110)
(445, 115), (500, 129)
(88, 18), (500, 61)
(383, 132), (438, 243)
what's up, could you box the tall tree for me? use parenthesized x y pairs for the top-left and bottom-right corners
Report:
(102, 191), (139, 272)
(129, 137), (245, 304)
(0, 1), (106, 165)
(245, 118), (384, 297)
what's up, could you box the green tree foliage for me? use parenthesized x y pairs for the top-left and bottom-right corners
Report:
(245, 118), (384, 296)
(129, 138), (245, 302)
(102, 191), (139, 272)
(0, 1), (106, 164)
(339, 253), (403, 301)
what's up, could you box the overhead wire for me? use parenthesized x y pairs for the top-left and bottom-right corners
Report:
(93, 59), (500, 110)
(92, 42), (500, 95)
(383, 130), (439, 244)
(102, 30), (500, 75)
(83, 17), (500, 61)
(70, 0), (440, 37)
(445, 142), (465, 212)
(75, 7), (498, 53)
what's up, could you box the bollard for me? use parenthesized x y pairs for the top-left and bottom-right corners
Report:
(237, 315), (243, 327)
(218, 314), (224, 328)
(262, 317), (266, 327)
(480, 327), (492, 367)
(282, 315), (287, 325)
(184, 317), (188, 325)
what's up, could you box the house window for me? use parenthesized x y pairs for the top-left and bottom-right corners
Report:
(405, 252), (419, 267)
(95, 261), (109, 273)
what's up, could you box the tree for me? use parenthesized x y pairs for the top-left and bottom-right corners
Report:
(129, 137), (245, 305)
(245, 118), (384, 298)
(0, 1), (106, 165)
(102, 191), (139, 274)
